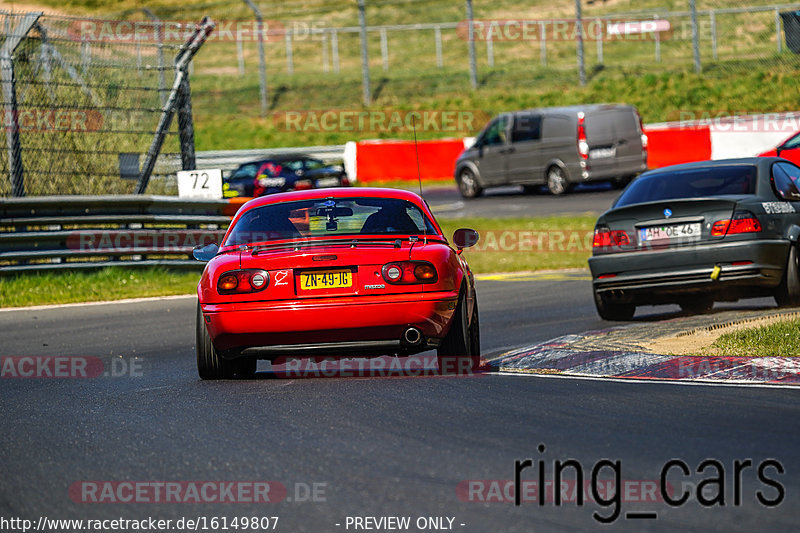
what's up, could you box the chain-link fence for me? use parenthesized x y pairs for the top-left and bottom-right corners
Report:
(0, 11), (214, 197)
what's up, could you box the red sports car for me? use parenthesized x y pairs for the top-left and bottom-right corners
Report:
(193, 188), (480, 379)
(758, 131), (800, 165)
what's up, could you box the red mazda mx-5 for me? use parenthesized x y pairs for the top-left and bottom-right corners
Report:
(193, 187), (480, 379)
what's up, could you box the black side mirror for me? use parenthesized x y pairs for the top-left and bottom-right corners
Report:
(776, 146), (784, 158)
(192, 242), (219, 262)
(452, 228), (479, 249)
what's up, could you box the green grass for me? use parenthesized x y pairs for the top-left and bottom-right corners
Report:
(710, 318), (800, 357)
(0, 267), (200, 308)
(0, 214), (595, 307)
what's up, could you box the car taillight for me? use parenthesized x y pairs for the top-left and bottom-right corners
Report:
(252, 178), (265, 198)
(341, 177), (350, 186)
(592, 227), (630, 248)
(711, 212), (762, 236)
(381, 261), (438, 284)
(294, 179), (313, 191)
(217, 269), (270, 294)
(577, 112), (589, 160)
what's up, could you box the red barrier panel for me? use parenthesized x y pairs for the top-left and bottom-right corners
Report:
(643, 126), (711, 168)
(355, 139), (465, 182)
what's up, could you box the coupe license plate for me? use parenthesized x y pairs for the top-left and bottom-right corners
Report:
(639, 223), (702, 243)
(300, 269), (352, 290)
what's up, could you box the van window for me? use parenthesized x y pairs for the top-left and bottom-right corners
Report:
(615, 109), (640, 137)
(542, 116), (571, 138)
(483, 116), (509, 146)
(772, 162), (800, 201)
(511, 113), (541, 142)
(584, 111), (615, 139)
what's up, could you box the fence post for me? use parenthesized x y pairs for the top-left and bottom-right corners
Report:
(322, 32), (329, 73)
(177, 76), (196, 171)
(595, 18), (603, 64)
(243, 0), (268, 117)
(540, 21), (547, 65)
(1, 12), (41, 198)
(654, 15), (661, 62)
(710, 10), (718, 61)
(331, 29), (340, 73)
(690, 0), (701, 73)
(236, 38), (245, 75)
(575, 0), (586, 86)
(486, 31), (494, 67)
(285, 30), (294, 75)
(380, 28), (389, 71)
(357, 0), (371, 106)
(776, 8), (783, 54)
(465, 0), (477, 89)
(136, 18), (215, 194)
(434, 25), (443, 67)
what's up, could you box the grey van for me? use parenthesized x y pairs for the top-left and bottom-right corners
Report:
(454, 104), (648, 197)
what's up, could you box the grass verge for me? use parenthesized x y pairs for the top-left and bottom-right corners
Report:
(0, 214), (596, 308)
(709, 318), (800, 357)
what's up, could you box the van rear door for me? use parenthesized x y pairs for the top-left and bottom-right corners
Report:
(613, 107), (646, 176)
(584, 109), (618, 178)
(506, 112), (543, 185)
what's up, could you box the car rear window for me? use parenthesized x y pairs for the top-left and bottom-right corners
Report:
(615, 165), (758, 207)
(224, 197), (437, 246)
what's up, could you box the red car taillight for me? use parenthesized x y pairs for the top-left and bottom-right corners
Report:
(293, 179), (313, 191)
(592, 227), (630, 248)
(711, 212), (762, 237)
(382, 261), (438, 284)
(217, 269), (270, 294)
(577, 112), (589, 160)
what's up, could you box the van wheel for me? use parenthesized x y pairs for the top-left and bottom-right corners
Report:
(546, 166), (570, 195)
(457, 168), (483, 198)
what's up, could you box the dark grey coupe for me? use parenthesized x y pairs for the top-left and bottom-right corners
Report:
(589, 157), (800, 320)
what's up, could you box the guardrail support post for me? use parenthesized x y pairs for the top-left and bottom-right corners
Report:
(1, 12), (41, 198)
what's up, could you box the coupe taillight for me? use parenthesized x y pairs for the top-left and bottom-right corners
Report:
(381, 261), (438, 284)
(217, 269), (270, 294)
(592, 227), (630, 248)
(711, 212), (762, 237)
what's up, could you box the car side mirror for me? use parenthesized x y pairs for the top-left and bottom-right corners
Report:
(192, 242), (219, 262)
(452, 228), (479, 250)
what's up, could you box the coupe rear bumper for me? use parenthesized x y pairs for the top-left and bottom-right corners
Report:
(588, 239), (789, 304)
(201, 291), (458, 354)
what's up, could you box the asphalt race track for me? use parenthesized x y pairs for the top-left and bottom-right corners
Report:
(2, 277), (799, 532)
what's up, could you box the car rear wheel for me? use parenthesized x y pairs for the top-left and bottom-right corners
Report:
(196, 303), (256, 379)
(546, 166), (570, 195)
(438, 291), (480, 373)
(775, 245), (800, 307)
(457, 168), (483, 199)
(593, 289), (635, 321)
(679, 297), (714, 315)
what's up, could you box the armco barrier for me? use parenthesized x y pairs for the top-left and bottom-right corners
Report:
(0, 196), (245, 274)
(642, 125), (712, 168)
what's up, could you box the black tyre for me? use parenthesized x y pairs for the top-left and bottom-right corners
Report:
(457, 168), (483, 199)
(611, 175), (632, 189)
(679, 297), (714, 315)
(521, 185), (542, 195)
(775, 245), (800, 307)
(593, 289), (635, 321)
(196, 302), (256, 379)
(438, 290), (480, 373)
(546, 166), (571, 196)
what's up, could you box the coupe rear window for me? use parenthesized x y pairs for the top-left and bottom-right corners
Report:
(615, 165), (757, 207)
(224, 198), (437, 246)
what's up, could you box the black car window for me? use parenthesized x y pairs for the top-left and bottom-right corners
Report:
(511, 114), (541, 143)
(772, 162), (800, 201)
(781, 133), (800, 151)
(304, 158), (326, 170)
(483, 116), (509, 146)
(224, 198), (437, 246)
(282, 159), (305, 172)
(230, 163), (258, 180)
(615, 165), (757, 207)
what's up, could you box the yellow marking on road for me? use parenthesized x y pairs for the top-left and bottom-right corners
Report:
(476, 271), (591, 282)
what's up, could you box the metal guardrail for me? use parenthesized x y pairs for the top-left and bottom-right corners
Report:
(190, 145), (347, 175)
(0, 196), (238, 274)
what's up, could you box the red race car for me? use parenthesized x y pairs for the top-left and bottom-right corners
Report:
(758, 131), (800, 165)
(193, 188), (481, 379)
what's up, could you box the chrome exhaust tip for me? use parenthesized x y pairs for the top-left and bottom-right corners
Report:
(401, 327), (423, 346)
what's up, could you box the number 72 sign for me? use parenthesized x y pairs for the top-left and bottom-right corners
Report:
(177, 169), (223, 199)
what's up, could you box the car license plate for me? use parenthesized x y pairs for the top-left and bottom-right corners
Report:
(639, 223), (702, 243)
(300, 269), (352, 289)
(589, 147), (616, 159)
(316, 177), (339, 188)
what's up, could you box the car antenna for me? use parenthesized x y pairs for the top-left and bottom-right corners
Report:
(411, 114), (427, 244)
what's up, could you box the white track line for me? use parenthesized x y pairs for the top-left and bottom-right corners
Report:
(0, 294), (196, 313)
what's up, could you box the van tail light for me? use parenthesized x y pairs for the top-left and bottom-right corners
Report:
(382, 261), (438, 284)
(577, 112), (589, 160)
(217, 269), (270, 294)
(638, 114), (648, 150)
(711, 211), (762, 237)
(592, 226), (630, 249)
